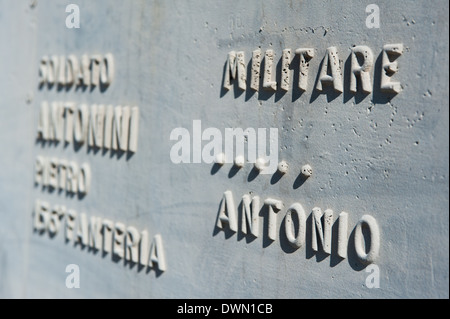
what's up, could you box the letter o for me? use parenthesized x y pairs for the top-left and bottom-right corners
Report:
(354, 214), (380, 264)
(284, 203), (306, 249)
(100, 53), (114, 85)
(78, 163), (91, 195)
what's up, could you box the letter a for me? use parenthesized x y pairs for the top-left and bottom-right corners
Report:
(65, 264), (80, 288)
(365, 4), (380, 29)
(66, 4), (80, 29)
(216, 190), (237, 232)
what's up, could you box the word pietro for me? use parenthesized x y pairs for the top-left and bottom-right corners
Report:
(35, 156), (91, 195)
(224, 44), (403, 95)
(216, 190), (380, 265)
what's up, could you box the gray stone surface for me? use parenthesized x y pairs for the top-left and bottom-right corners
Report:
(0, 0), (448, 298)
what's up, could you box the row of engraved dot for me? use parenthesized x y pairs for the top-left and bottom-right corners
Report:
(214, 153), (313, 178)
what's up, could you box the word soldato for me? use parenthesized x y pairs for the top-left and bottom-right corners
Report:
(216, 190), (380, 265)
(36, 101), (139, 153)
(224, 44), (403, 95)
(38, 53), (114, 88)
(33, 199), (167, 272)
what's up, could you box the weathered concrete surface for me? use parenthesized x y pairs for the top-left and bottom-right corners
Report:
(0, 0), (448, 298)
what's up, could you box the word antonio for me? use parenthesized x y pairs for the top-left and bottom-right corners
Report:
(33, 199), (167, 272)
(36, 101), (139, 153)
(223, 44), (403, 95)
(216, 190), (380, 265)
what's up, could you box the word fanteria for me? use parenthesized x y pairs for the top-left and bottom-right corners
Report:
(224, 44), (403, 94)
(216, 191), (380, 265)
(33, 199), (167, 272)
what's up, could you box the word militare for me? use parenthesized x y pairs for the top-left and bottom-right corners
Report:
(223, 44), (404, 94)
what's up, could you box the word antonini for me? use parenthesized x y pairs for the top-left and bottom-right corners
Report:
(36, 101), (139, 153)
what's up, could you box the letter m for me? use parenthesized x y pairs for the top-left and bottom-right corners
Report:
(223, 51), (246, 91)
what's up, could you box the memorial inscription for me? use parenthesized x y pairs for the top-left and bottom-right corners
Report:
(216, 190), (380, 265)
(224, 44), (403, 94)
(33, 53), (166, 273)
(215, 43), (403, 268)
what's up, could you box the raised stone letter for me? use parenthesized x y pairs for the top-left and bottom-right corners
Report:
(216, 190), (237, 232)
(354, 214), (380, 264)
(264, 198), (283, 241)
(149, 234), (167, 272)
(284, 203), (306, 249)
(280, 49), (291, 91)
(316, 47), (343, 93)
(241, 194), (260, 238)
(263, 49), (277, 91)
(125, 226), (140, 263)
(75, 213), (89, 246)
(88, 216), (103, 250)
(295, 48), (314, 91)
(337, 212), (348, 258)
(250, 49), (262, 91)
(312, 207), (333, 254)
(350, 45), (374, 94)
(380, 43), (404, 93)
(113, 222), (126, 258)
(223, 51), (246, 91)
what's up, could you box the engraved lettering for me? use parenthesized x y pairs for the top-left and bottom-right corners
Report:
(295, 48), (315, 91)
(381, 43), (404, 93)
(149, 234), (167, 271)
(264, 198), (283, 241)
(284, 203), (306, 249)
(125, 226), (140, 263)
(312, 207), (333, 254)
(223, 51), (246, 91)
(280, 49), (291, 91)
(213, 191), (381, 266)
(39, 54), (114, 89)
(37, 101), (139, 154)
(88, 216), (103, 250)
(241, 194), (260, 238)
(263, 49), (277, 91)
(316, 47), (343, 93)
(337, 212), (349, 258)
(75, 212), (89, 246)
(113, 222), (126, 258)
(216, 190), (238, 232)
(354, 215), (380, 264)
(350, 46), (374, 93)
(250, 49), (262, 91)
